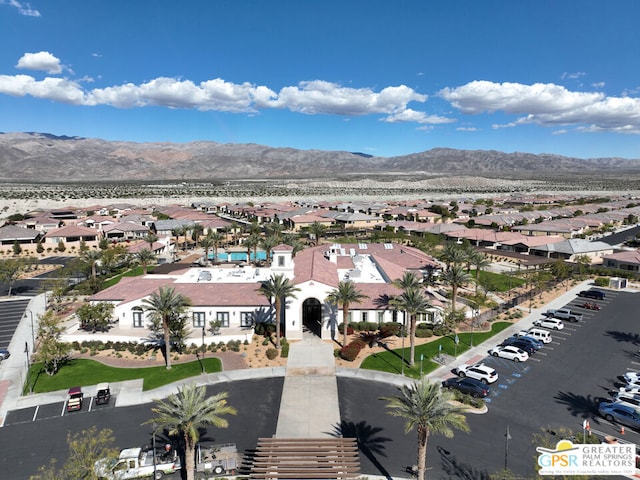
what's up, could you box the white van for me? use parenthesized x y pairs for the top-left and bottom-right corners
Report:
(526, 328), (552, 343)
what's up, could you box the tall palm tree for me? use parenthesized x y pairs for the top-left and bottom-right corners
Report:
(83, 249), (101, 280)
(439, 242), (466, 268)
(171, 227), (185, 253)
(441, 264), (472, 316)
(381, 379), (470, 480)
(259, 274), (300, 348)
(142, 287), (191, 369)
(393, 271), (421, 291)
(136, 248), (156, 274)
(469, 250), (491, 294)
(245, 233), (261, 264)
(207, 231), (224, 263)
(260, 234), (278, 265)
(191, 223), (204, 247)
(145, 384), (237, 480)
(309, 221), (327, 246)
(199, 235), (215, 264)
(390, 287), (431, 366)
(326, 281), (368, 346)
(144, 233), (158, 250)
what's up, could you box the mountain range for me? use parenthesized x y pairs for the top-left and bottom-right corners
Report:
(1, 132), (640, 182)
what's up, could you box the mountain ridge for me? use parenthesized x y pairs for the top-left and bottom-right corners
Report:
(1, 132), (639, 182)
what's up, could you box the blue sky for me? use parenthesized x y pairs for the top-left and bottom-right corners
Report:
(2, 1), (640, 159)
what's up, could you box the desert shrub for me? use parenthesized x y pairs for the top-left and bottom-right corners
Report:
(227, 340), (241, 352)
(350, 338), (368, 350)
(255, 322), (276, 337)
(450, 389), (484, 409)
(280, 342), (289, 358)
(415, 328), (433, 338)
(379, 322), (401, 338)
(594, 277), (609, 287)
(357, 321), (378, 332)
(433, 325), (451, 336)
(71, 341), (81, 350)
(266, 348), (278, 360)
(338, 323), (355, 335)
(338, 343), (361, 362)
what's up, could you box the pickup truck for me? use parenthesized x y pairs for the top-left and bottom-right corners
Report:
(543, 308), (582, 322)
(94, 446), (180, 480)
(196, 443), (238, 475)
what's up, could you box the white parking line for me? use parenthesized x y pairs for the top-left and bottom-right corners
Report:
(32, 405), (39, 421)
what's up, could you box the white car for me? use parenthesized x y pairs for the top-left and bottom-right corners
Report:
(533, 318), (564, 330)
(453, 363), (498, 384)
(619, 385), (640, 395)
(613, 393), (640, 412)
(488, 345), (529, 362)
(624, 372), (640, 385)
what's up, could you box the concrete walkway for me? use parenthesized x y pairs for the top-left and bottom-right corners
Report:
(275, 332), (341, 438)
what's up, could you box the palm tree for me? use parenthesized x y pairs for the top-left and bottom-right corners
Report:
(439, 242), (466, 268)
(83, 250), (101, 280)
(245, 233), (261, 264)
(393, 271), (421, 291)
(199, 235), (215, 265)
(144, 233), (158, 250)
(260, 234), (278, 265)
(142, 287), (191, 369)
(145, 384), (237, 480)
(469, 250), (491, 294)
(259, 274), (300, 348)
(390, 287), (431, 366)
(191, 223), (204, 247)
(441, 264), (472, 316)
(136, 248), (156, 274)
(171, 227), (185, 253)
(309, 221), (327, 246)
(381, 379), (470, 480)
(326, 281), (368, 346)
(207, 231), (224, 264)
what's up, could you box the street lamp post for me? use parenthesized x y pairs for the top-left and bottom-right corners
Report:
(401, 313), (406, 376)
(504, 424), (512, 470)
(24, 341), (32, 394)
(152, 422), (157, 479)
(26, 309), (34, 351)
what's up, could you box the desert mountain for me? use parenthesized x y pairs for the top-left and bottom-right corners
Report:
(1, 132), (639, 182)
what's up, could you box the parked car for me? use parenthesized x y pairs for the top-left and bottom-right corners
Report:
(499, 338), (536, 355)
(533, 318), (565, 330)
(598, 402), (640, 429)
(0, 349), (10, 360)
(619, 385), (640, 395)
(578, 289), (606, 300)
(442, 377), (490, 398)
(95, 382), (111, 405)
(488, 345), (529, 362)
(624, 372), (640, 385)
(613, 393), (640, 412)
(453, 363), (498, 384)
(67, 386), (84, 412)
(512, 333), (544, 350)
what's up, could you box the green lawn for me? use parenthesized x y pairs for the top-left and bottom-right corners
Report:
(359, 321), (512, 378)
(473, 269), (526, 292)
(101, 265), (156, 289)
(26, 357), (222, 394)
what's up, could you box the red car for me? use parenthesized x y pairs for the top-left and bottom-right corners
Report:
(67, 386), (83, 412)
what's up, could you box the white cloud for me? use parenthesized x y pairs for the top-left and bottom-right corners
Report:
(383, 108), (454, 124)
(561, 71), (586, 80)
(439, 81), (604, 115)
(1, 0), (40, 16)
(456, 126), (478, 132)
(16, 51), (62, 74)
(269, 80), (427, 116)
(0, 74), (86, 104)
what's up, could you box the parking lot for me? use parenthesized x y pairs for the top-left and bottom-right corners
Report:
(0, 298), (30, 350)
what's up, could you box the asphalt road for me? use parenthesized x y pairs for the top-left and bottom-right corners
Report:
(1, 289), (638, 479)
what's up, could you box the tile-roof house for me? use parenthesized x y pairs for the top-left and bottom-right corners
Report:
(44, 225), (100, 244)
(80, 242), (444, 345)
(0, 225), (41, 246)
(528, 239), (614, 262)
(602, 250), (640, 273)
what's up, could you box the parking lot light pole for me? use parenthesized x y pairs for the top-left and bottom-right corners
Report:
(152, 422), (157, 479)
(26, 309), (34, 350)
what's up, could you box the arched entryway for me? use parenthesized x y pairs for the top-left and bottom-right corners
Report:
(302, 298), (322, 337)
